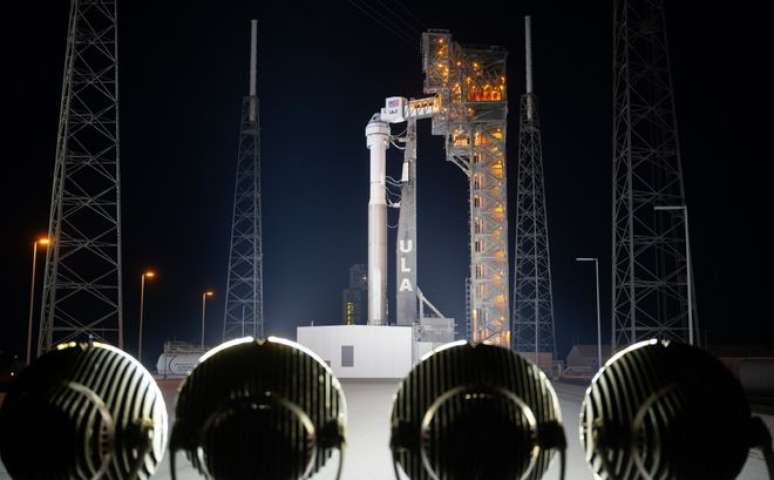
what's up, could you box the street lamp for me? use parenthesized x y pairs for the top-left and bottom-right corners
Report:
(201, 290), (214, 348)
(576, 257), (602, 370)
(27, 237), (50, 365)
(138, 270), (156, 364)
(654, 205), (694, 345)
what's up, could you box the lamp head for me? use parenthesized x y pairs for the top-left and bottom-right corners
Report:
(390, 342), (565, 480)
(580, 339), (759, 479)
(170, 337), (347, 480)
(0, 342), (168, 479)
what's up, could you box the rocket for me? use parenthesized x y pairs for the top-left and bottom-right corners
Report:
(365, 116), (390, 326)
(395, 119), (418, 326)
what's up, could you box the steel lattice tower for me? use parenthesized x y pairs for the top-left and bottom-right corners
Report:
(422, 31), (510, 347)
(512, 17), (557, 362)
(38, 0), (124, 354)
(222, 20), (264, 341)
(611, 0), (695, 349)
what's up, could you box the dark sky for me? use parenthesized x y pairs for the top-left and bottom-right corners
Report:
(2, 1), (771, 362)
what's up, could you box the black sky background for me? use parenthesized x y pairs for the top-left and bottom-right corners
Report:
(2, 1), (772, 363)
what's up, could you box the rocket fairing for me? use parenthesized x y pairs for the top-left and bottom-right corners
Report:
(366, 117), (390, 326)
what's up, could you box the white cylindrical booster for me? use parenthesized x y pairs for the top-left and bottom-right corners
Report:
(366, 117), (390, 326)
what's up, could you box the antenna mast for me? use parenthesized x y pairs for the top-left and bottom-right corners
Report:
(512, 15), (558, 366)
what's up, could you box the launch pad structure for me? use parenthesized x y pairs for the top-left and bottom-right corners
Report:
(366, 31), (509, 347)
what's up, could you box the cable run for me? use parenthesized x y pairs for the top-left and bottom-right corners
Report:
(345, 0), (415, 45)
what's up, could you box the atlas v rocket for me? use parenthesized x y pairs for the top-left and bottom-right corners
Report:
(365, 104), (420, 327)
(365, 116), (390, 326)
(395, 119), (418, 326)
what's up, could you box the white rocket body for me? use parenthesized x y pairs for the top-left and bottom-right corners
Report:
(365, 118), (390, 326)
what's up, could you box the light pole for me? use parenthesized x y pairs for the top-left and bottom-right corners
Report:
(201, 290), (214, 348)
(27, 237), (50, 365)
(576, 257), (602, 369)
(654, 205), (694, 345)
(138, 270), (156, 364)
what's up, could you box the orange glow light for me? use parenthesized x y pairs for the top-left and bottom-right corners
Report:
(204, 290), (215, 297)
(37, 238), (51, 246)
(143, 271), (156, 279)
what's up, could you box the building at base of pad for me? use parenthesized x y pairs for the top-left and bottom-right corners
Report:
(296, 324), (455, 380)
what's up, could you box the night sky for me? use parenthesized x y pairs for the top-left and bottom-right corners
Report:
(2, 1), (771, 363)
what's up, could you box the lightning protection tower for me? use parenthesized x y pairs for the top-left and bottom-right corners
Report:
(222, 20), (264, 340)
(38, 0), (124, 354)
(511, 16), (557, 364)
(611, 0), (695, 349)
